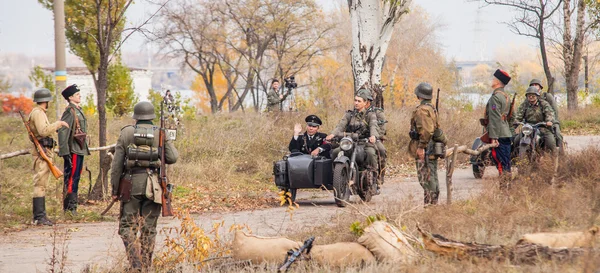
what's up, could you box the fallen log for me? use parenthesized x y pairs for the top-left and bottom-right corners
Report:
(417, 225), (586, 264)
(0, 144), (116, 160)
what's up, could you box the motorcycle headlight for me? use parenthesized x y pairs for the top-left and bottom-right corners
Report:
(522, 124), (533, 136)
(340, 137), (353, 151)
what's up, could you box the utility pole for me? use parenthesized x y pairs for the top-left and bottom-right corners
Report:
(54, 0), (67, 120)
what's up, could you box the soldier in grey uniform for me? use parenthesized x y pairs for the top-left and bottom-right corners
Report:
(529, 79), (563, 153)
(110, 101), (179, 270)
(514, 86), (556, 154)
(28, 89), (69, 225)
(485, 69), (513, 182)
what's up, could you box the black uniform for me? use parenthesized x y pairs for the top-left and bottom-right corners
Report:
(288, 132), (331, 158)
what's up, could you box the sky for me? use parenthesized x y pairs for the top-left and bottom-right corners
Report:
(0, 0), (533, 62)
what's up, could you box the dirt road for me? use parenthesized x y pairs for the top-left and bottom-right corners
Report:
(1, 136), (599, 273)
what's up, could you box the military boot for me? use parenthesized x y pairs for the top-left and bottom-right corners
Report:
(430, 191), (440, 205)
(124, 240), (142, 271)
(33, 197), (53, 226)
(141, 249), (154, 271)
(423, 191), (431, 207)
(63, 193), (78, 217)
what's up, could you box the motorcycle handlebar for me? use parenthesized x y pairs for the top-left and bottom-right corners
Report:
(514, 121), (548, 128)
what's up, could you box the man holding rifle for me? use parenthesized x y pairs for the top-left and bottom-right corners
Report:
(26, 88), (69, 226)
(110, 100), (178, 271)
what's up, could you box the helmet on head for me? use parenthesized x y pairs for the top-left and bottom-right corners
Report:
(525, 86), (540, 96)
(414, 82), (433, 99)
(529, 79), (544, 90)
(33, 88), (53, 103)
(356, 88), (373, 101)
(132, 101), (156, 120)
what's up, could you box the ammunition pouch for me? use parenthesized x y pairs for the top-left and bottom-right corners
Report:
(38, 137), (56, 148)
(409, 130), (419, 140)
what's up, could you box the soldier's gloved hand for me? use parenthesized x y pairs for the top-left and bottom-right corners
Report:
(369, 136), (376, 143)
(294, 123), (302, 136)
(417, 148), (425, 160)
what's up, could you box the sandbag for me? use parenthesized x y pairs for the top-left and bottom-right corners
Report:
(518, 226), (599, 248)
(231, 231), (302, 264)
(357, 221), (418, 264)
(310, 242), (375, 267)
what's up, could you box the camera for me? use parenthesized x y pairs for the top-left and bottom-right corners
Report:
(284, 76), (297, 89)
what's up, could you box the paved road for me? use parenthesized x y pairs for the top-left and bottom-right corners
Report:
(1, 136), (598, 272)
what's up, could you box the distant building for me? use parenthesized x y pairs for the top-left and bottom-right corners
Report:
(43, 67), (153, 104)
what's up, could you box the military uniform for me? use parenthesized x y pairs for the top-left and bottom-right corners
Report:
(485, 70), (513, 177)
(515, 90), (556, 154)
(289, 132), (331, 157)
(529, 79), (564, 153)
(331, 109), (380, 169)
(111, 101), (179, 270)
(58, 97), (90, 213)
(266, 88), (283, 112)
(28, 89), (65, 225)
(409, 83), (446, 205)
(367, 106), (387, 182)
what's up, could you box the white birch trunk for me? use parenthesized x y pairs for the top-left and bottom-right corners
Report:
(348, 0), (411, 105)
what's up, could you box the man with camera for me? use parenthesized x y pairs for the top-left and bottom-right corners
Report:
(266, 77), (297, 112)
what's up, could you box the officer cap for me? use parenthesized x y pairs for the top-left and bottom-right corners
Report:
(132, 101), (156, 120)
(61, 84), (80, 100)
(305, 114), (322, 127)
(414, 82), (433, 99)
(33, 88), (53, 103)
(529, 79), (544, 90)
(493, 69), (511, 85)
(525, 86), (540, 96)
(356, 88), (373, 101)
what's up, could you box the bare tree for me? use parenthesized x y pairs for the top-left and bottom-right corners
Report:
(479, 0), (562, 94)
(348, 0), (412, 108)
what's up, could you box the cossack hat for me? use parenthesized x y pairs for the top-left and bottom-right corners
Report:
(61, 84), (80, 100)
(493, 69), (511, 85)
(305, 115), (322, 127)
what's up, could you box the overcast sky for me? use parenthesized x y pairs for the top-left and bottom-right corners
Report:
(0, 0), (532, 62)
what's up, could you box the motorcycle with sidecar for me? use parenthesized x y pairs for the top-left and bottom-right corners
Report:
(273, 135), (379, 207)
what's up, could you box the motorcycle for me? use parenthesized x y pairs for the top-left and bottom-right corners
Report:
(515, 121), (550, 168)
(470, 137), (520, 179)
(273, 153), (333, 203)
(331, 136), (379, 207)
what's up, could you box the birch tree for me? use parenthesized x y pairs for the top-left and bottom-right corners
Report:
(348, 0), (412, 108)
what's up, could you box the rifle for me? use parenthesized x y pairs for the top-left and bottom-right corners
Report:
(19, 111), (63, 179)
(435, 88), (440, 112)
(507, 92), (517, 121)
(159, 97), (174, 217)
(278, 236), (315, 272)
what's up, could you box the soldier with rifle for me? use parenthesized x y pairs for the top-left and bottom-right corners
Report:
(408, 83), (447, 206)
(110, 100), (179, 271)
(22, 88), (69, 226)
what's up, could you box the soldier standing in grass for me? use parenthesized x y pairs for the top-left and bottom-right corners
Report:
(408, 83), (447, 206)
(485, 69), (512, 184)
(111, 101), (179, 271)
(58, 84), (90, 216)
(28, 88), (70, 225)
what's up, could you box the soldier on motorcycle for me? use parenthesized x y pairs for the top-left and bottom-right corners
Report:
(514, 86), (556, 154)
(325, 89), (380, 192)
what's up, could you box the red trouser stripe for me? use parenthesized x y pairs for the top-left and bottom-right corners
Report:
(67, 153), (78, 193)
(491, 148), (503, 175)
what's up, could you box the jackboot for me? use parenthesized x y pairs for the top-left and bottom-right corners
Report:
(430, 191), (440, 205)
(141, 249), (154, 271)
(123, 240), (142, 271)
(63, 193), (78, 216)
(33, 197), (53, 226)
(423, 191), (431, 206)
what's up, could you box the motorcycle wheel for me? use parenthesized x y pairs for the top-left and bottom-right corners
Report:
(358, 171), (374, 203)
(333, 165), (350, 207)
(472, 164), (485, 179)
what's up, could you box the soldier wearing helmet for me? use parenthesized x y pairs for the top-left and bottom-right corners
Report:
(57, 84), (90, 216)
(28, 88), (70, 225)
(514, 86), (556, 154)
(110, 100), (179, 271)
(529, 79), (563, 154)
(409, 82), (447, 206)
(326, 88), (381, 193)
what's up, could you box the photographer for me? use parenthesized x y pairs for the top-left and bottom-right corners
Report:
(266, 77), (297, 112)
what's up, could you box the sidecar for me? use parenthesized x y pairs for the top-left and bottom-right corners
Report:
(273, 153), (333, 202)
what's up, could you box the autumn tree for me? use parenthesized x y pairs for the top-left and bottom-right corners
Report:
(478, 0), (562, 94)
(39, 0), (164, 199)
(348, 0), (412, 108)
(106, 58), (137, 117)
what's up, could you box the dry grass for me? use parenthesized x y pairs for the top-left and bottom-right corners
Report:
(561, 106), (600, 135)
